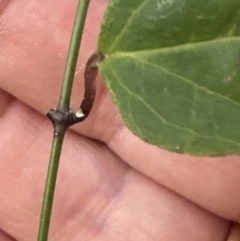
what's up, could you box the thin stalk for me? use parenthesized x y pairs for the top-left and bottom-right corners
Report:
(58, 0), (91, 113)
(37, 0), (91, 240)
(37, 125), (65, 241)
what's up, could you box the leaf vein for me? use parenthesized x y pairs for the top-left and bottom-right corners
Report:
(127, 55), (240, 108)
(108, 0), (151, 52)
(110, 69), (240, 147)
(114, 36), (240, 55)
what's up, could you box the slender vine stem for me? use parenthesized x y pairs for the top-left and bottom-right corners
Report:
(37, 125), (65, 241)
(37, 1), (90, 240)
(58, 0), (91, 113)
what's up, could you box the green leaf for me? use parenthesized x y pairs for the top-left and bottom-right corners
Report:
(97, 0), (240, 155)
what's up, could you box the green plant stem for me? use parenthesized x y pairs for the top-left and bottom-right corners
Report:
(38, 1), (90, 240)
(37, 125), (65, 241)
(58, 0), (91, 113)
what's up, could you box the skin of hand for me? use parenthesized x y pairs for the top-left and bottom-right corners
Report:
(0, 0), (239, 240)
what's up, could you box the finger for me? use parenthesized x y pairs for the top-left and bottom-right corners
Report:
(0, 0), (240, 226)
(0, 0), (116, 138)
(0, 0), (106, 118)
(109, 127), (240, 222)
(0, 93), (228, 240)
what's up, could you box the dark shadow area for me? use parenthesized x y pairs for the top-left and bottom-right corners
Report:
(0, 0), (12, 17)
(0, 228), (16, 241)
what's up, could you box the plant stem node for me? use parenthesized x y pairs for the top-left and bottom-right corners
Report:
(47, 108), (85, 128)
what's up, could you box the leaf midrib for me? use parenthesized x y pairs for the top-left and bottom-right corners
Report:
(105, 35), (240, 56)
(102, 35), (240, 108)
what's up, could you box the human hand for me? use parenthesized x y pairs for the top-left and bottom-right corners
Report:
(0, 1), (239, 240)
